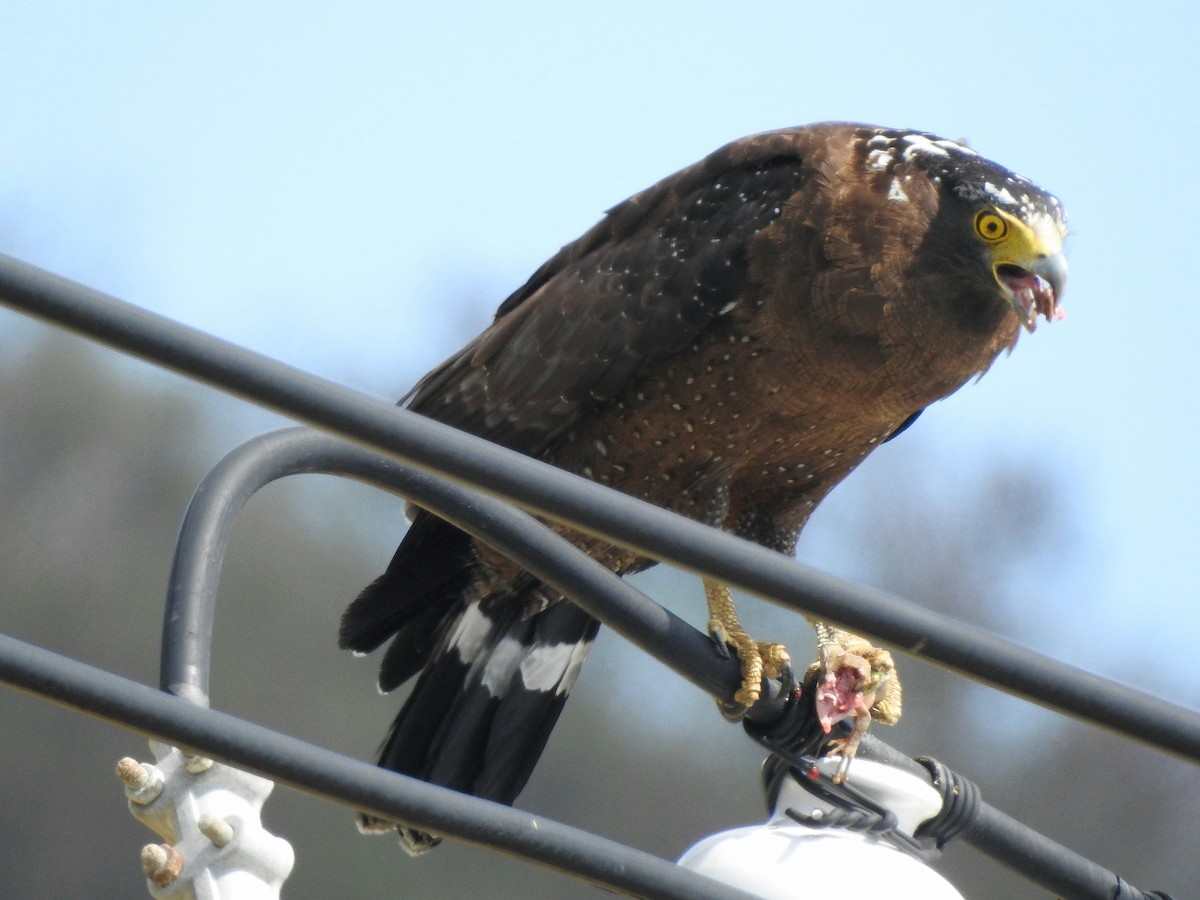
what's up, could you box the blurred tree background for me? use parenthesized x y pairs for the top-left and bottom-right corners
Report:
(0, 310), (1195, 898)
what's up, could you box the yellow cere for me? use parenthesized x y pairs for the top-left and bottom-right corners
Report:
(976, 206), (1063, 264)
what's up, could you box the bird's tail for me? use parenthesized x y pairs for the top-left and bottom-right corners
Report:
(339, 512), (599, 854)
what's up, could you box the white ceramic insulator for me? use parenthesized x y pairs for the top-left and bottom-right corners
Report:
(678, 758), (965, 899)
(120, 741), (295, 899)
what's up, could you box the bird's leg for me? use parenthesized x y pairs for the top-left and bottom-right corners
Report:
(704, 578), (792, 707)
(808, 622), (902, 783)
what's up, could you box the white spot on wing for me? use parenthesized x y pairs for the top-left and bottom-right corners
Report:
(449, 602), (597, 698)
(520, 639), (594, 694)
(867, 148), (893, 171)
(448, 602), (493, 665)
(935, 138), (975, 155)
(887, 178), (909, 202)
(900, 133), (951, 160)
(481, 635), (525, 695)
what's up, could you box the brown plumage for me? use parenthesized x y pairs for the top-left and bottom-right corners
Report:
(341, 122), (1067, 851)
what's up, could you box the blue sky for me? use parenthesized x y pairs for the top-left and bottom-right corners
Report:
(3, 3), (1199, 692)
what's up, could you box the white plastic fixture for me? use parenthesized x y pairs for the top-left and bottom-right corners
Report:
(117, 741), (295, 899)
(678, 757), (964, 899)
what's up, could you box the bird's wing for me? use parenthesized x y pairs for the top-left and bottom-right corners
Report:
(403, 130), (820, 453)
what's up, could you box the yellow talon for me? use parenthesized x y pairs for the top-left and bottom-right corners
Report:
(704, 578), (791, 707)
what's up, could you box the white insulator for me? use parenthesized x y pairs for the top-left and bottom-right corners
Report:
(678, 757), (964, 899)
(118, 741), (295, 899)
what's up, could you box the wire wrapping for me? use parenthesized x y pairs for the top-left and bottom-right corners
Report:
(782, 804), (899, 835)
(761, 748), (935, 863)
(914, 756), (982, 850)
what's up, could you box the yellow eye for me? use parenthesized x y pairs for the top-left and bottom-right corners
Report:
(974, 210), (1009, 243)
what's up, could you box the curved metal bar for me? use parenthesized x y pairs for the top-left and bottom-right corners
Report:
(161, 430), (329, 704)
(162, 427), (752, 708)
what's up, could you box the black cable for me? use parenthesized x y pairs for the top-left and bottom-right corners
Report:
(963, 799), (1178, 900)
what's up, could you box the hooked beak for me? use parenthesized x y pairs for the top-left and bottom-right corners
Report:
(996, 251), (1068, 332)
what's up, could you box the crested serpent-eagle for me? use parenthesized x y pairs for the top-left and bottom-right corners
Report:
(340, 122), (1068, 852)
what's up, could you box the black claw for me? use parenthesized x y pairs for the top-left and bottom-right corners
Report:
(718, 697), (748, 721)
(777, 661), (796, 696)
(709, 630), (733, 659)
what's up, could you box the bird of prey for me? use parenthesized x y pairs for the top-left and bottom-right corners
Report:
(340, 122), (1067, 852)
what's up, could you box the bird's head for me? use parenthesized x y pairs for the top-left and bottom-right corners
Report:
(971, 205), (1067, 333)
(857, 127), (1069, 334)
